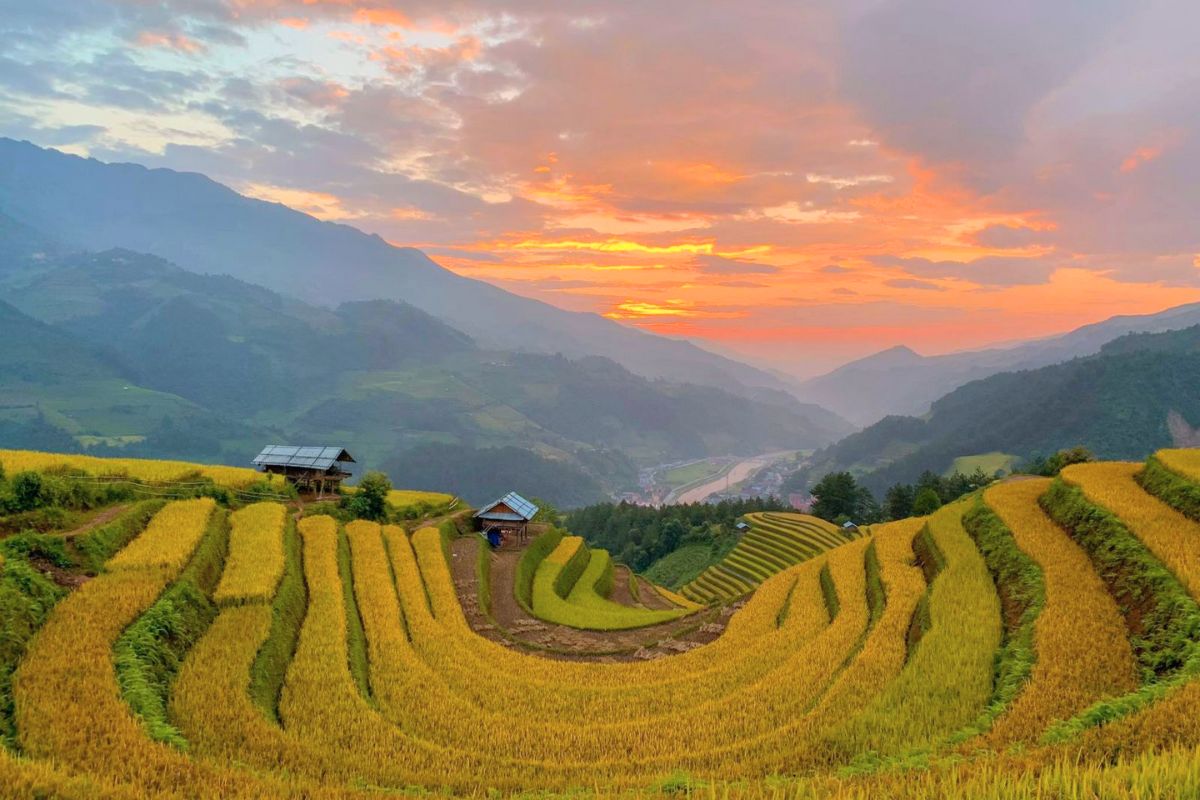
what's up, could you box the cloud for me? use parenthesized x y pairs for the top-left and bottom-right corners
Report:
(754, 202), (861, 224)
(872, 255), (1058, 286)
(886, 277), (944, 291)
(971, 224), (1052, 249)
(805, 172), (893, 190)
(839, 0), (1133, 170)
(690, 255), (780, 275)
(1, 0), (1199, 373)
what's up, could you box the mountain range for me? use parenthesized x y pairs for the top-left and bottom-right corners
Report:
(0, 138), (796, 399)
(792, 324), (1200, 495)
(794, 303), (1200, 426)
(7, 136), (1200, 506)
(0, 154), (851, 505)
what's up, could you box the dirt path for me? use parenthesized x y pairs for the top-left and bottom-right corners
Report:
(610, 565), (639, 607)
(53, 504), (131, 539)
(634, 576), (677, 610)
(448, 537), (734, 662)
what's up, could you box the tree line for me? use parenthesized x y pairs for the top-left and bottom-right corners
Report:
(807, 446), (1095, 524)
(566, 497), (787, 572)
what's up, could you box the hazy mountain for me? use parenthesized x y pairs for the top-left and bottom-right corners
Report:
(0, 245), (851, 502)
(793, 325), (1200, 495)
(797, 303), (1200, 425)
(0, 138), (804, 399)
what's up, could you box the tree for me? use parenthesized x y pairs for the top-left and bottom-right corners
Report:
(1025, 446), (1095, 477)
(9, 471), (46, 512)
(884, 483), (915, 521)
(530, 497), (562, 526)
(660, 519), (686, 554)
(346, 471), (392, 521)
(811, 472), (876, 523)
(912, 486), (943, 516)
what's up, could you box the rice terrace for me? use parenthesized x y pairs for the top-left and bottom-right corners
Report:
(3, 2), (1200, 797)
(0, 445), (1197, 798)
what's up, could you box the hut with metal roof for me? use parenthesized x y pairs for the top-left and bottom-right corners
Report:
(474, 491), (539, 544)
(252, 445), (355, 496)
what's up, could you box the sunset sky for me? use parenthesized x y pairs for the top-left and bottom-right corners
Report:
(2, 1), (1199, 375)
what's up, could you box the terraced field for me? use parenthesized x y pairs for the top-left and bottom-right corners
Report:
(680, 512), (855, 603)
(528, 534), (695, 630)
(6, 448), (1200, 797)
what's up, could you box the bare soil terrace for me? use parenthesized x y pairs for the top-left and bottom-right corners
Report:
(447, 536), (738, 662)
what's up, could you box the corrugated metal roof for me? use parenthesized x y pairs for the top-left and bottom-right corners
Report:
(252, 445), (355, 471)
(474, 491), (539, 521)
(476, 511), (527, 522)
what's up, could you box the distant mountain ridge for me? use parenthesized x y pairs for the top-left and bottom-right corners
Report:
(793, 324), (1200, 495)
(796, 303), (1200, 425)
(0, 236), (852, 504)
(0, 138), (807, 402)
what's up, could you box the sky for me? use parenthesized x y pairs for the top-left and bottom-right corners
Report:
(2, 0), (1200, 376)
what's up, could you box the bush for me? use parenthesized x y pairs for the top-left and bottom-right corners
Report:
(912, 487), (943, 515)
(344, 471), (392, 521)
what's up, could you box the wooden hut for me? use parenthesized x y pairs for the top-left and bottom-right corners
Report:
(474, 491), (539, 546)
(252, 445), (355, 496)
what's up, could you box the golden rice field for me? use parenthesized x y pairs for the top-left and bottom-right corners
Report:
(7, 449), (1200, 798)
(0, 449), (277, 489)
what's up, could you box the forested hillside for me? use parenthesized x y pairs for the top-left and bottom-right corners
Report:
(0, 242), (850, 504)
(793, 326), (1200, 495)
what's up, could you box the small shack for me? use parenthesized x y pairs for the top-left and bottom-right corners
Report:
(734, 521), (751, 534)
(252, 445), (355, 496)
(475, 491), (539, 547)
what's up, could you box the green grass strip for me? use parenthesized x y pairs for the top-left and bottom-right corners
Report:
(335, 525), (373, 705)
(476, 532), (493, 618)
(113, 506), (228, 749)
(1040, 478), (1200, 741)
(865, 540), (886, 627)
(248, 517), (306, 723)
(515, 528), (563, 614)
(950, 496), (1045, 743)
(1137, 455), (1200, 523)
(819, 561), (840, 620)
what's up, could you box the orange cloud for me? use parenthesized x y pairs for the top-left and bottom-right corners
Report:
(240, 183), (366, 221)
(134, 31), (205, 54)
(1120, 145), (1163, 173)
(278, 17), (310, 30)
